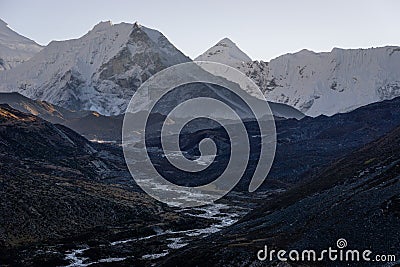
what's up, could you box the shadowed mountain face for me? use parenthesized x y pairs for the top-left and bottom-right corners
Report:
(0, 17), (399, 267)
(160, 115), (400, 267)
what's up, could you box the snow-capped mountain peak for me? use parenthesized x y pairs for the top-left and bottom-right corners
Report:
(195, 37), (252, 67)
(2, 20), (400, 118)
(197, 39), (400, 117)
(0, 19), (42, 70)
(0, 21), (190, 115)
(235, 46), (400, 116)
(91, 20), (113, 31)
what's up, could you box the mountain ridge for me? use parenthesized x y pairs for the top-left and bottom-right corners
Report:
(0, 19), (42, 70)
(0, 21), (191, 115)
(1, 20), (400, 118)
(198, 39), (400, 117)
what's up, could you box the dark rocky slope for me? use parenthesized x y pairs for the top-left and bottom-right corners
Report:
(0, 105), (204, 266)
(269, 96), (400, 186)
(0, 92), (123, 141)
(0, 92), (304, 142)
(144, 96), (400, 194)
(161, 117), (400, 266)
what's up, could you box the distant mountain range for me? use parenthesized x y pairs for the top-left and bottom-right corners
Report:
(197, 38), (400, 117)
(0, 19), (399, 118)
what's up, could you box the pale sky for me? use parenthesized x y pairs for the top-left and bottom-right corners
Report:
(0, 0), (399, 61)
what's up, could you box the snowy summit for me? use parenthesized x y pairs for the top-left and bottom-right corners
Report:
(197, 39), (400, 117)
(195, 38), (252, 68)
(0, 21), (190, 115)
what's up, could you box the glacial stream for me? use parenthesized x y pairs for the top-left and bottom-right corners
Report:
(63, 203), (248, 266)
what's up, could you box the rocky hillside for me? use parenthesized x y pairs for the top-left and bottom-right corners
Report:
(161, 113), (400, 266)
(0, 105), (189, 255)
(173, 96), (400, 193)
(0, 105), (241, 266)
(0, 92), (123, 141)
(0, 92), (303, 144)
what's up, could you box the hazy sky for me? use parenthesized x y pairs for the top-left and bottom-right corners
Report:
(1, 0), (399, 60)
